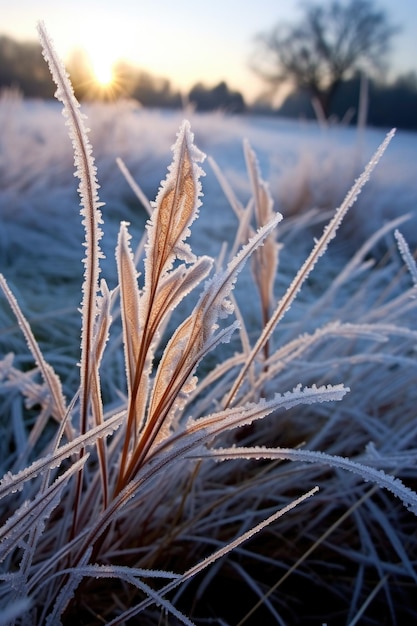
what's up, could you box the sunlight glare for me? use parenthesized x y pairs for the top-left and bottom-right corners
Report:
(78, 24), (125, 92)
(89, 51), (115, 87)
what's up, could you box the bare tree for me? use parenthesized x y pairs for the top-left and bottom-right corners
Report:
(251, 0), (398, 117)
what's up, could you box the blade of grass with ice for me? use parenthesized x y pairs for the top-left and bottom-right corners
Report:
(225, 129), (396, 406)
(38, 21), (106, 534)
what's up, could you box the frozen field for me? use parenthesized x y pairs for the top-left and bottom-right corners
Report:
(1, 96), (416, 375)
(2, 91), (417, 624)
(1, 96), (416, 315)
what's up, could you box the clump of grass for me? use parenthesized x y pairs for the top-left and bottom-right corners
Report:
(1, 23), (417, 625)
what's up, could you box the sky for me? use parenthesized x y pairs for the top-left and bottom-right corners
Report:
(1, 0), (417, 103)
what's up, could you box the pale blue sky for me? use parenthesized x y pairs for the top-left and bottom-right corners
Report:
(1, 0), (416, 101)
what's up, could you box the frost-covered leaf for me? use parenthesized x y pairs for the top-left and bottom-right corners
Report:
(145, 255), (213, 341)
(69, 564), (180, 579)
(244, 139), (280, 320)
(145, 384), (349, 469)
(139, 214), (282, 459)
(185, 383), (349, 441)
(50, 564), (192, 626)
(116, 221), (142, 403)
(143, 120), (205, 295)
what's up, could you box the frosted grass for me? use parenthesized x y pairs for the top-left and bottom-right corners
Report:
(0, 23), (417, 625)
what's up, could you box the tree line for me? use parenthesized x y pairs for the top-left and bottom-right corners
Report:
(1, 0), (416, 130)
(0, 35), (246, 114)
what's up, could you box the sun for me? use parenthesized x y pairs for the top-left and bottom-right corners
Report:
(73, 24), (137, 99)
(89, 50), (115, 88)
(72, 21), (142, 99)
(79, 45), (126, 100)
(93, 61), (114, 87)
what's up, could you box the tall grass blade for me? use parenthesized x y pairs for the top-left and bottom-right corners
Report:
(37, 22), (104, 437)
(0, 274), (67, 425)
(225, 129), (396, 406)
(37, 21), (107, 536)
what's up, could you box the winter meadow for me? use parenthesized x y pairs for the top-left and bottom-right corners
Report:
(1, 21), (417, 625)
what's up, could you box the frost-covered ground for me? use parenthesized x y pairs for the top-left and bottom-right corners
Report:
(1, 97), (416, 358)
(0, 95), (416, 381)
(1, 96), (416, 301)
(2, 95), (417, 624)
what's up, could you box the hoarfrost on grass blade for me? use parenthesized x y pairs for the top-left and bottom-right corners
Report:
(191, 209), (282, 343)
(121, 210), (283, 481)
(0, 457), (87, 562)
(44, 548), (92, 626)
(225, 129), (396, 406)
(70, 386), (339, 577)
(105, 487), (319, 625)
(37, 21), (105, 441)
(42, 565), (195, 626)
(62, 564), (180, 579)
(395, 229), (417, 288)
(116, 120), (210, 487)
(156, 383), (349, 457)
(116, 221), (142, 403)
(0, 274), (67, 423)
(116, 157), (153, 216)
(197, 446), (417, 514)
(0, 410), (124, 499)
(143, 120), (205, 292)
